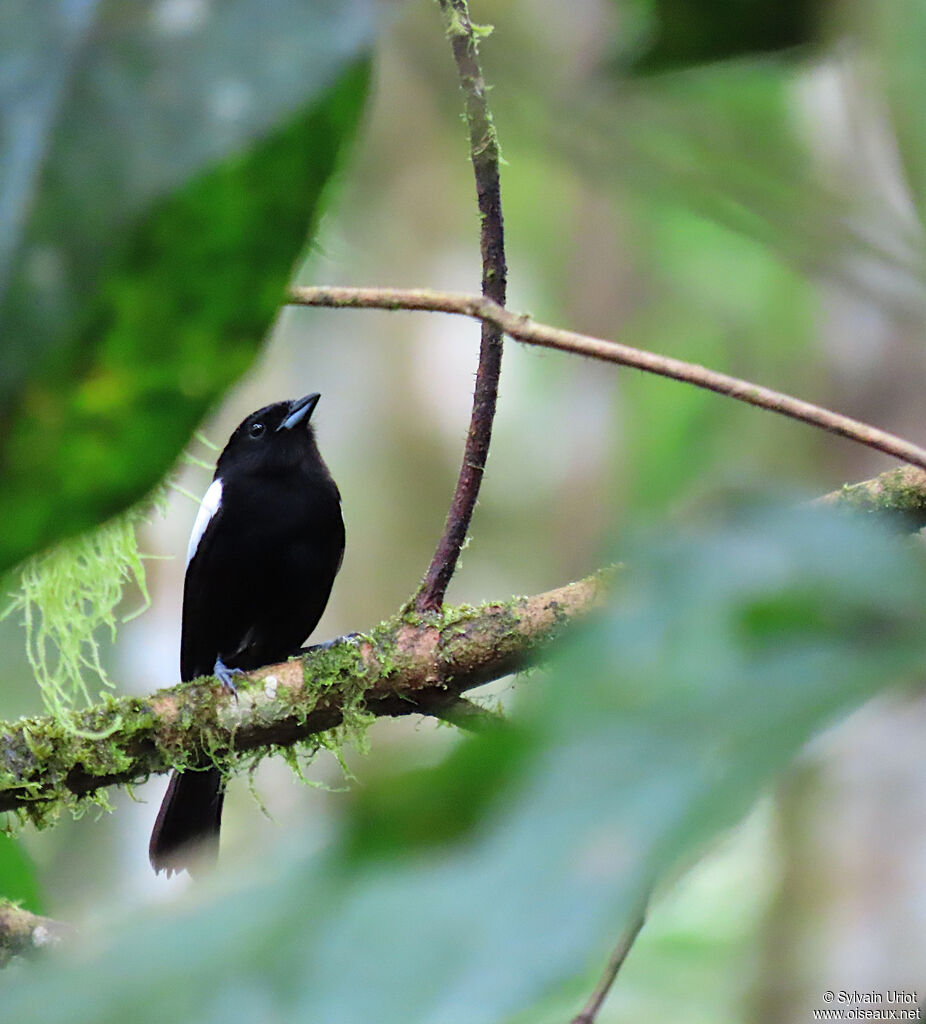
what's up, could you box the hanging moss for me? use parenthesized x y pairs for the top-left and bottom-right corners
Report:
(1, 493), (165, 727)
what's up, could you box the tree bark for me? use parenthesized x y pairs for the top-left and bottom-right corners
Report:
(0, 901), (71, 966)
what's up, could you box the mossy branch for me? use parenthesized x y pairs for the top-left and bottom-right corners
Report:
(1, 466), (919, 827)
(0, 901), (71, 966)
(818, 466), (926, 529)
(0, 574), (610, 822)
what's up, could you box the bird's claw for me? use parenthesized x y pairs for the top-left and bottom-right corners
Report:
(214, 657), (243, 699)
(300, 632), (361, 655)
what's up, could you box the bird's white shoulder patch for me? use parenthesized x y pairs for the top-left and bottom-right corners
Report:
(186, 477), (223, 566)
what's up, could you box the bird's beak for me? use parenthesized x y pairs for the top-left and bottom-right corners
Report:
(277, 393), (321, 431)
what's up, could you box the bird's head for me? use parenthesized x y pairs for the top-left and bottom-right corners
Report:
(216, 393), (323, 478)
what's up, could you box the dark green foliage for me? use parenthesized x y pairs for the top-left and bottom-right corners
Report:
(0, 0), (377, 576)
(0, 835), (41, 915)
(0, 63), (369, 574)
(624, 0), (821, 72)
(343, 722), (534, 860)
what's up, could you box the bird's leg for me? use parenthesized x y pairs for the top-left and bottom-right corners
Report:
(298, 633), (361, 655)
(214, 656), (243, 698)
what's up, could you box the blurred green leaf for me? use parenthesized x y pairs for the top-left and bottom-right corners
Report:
(862, 0), (926, 229)
(0, 1), (378, 574)
(565, 64), (843, 266)
(343, 723), (534, 861)
(619, 199), (816, 513)
(2, 504), (925, 1022)
(530, 49), (926, 326)
(0, 835), (41, 914)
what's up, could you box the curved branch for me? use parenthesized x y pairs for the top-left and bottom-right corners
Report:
(417, 0), (507, 613)
(288, 286), (926, 473)
(0, 574), (609, 818)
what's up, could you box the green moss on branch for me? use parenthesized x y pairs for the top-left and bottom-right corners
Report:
(817, 466), (926, 531)
(0, 574), (609, 825)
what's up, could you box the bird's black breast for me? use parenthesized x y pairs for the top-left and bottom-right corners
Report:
(181, 467), (345, 681)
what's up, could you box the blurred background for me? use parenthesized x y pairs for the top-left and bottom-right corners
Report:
(3, 1), (926, 1021)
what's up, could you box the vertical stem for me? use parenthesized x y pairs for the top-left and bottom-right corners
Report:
(571, 894), (649, 1024)
(415, 0), (507, 613)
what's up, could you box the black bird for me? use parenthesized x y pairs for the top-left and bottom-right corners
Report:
(149, 393), (345, 876)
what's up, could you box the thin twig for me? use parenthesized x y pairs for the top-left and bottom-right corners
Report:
(571, 893), (649, 1024)
(426, 695), (506, 732)
(416, 0), (507, 613)
(288, 286), (926, 473)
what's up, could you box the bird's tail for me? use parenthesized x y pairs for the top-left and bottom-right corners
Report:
(149, 767), (224, 877)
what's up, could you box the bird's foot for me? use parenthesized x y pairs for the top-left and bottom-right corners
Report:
(214, 656), (243, 699)
(299, 632), (361, 655)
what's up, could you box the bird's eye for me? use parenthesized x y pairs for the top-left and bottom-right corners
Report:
(248, 422), (265, 439)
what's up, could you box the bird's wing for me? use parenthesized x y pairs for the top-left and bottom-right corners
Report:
(181, 477), (227, 681)
(186, 477), (223, 566)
